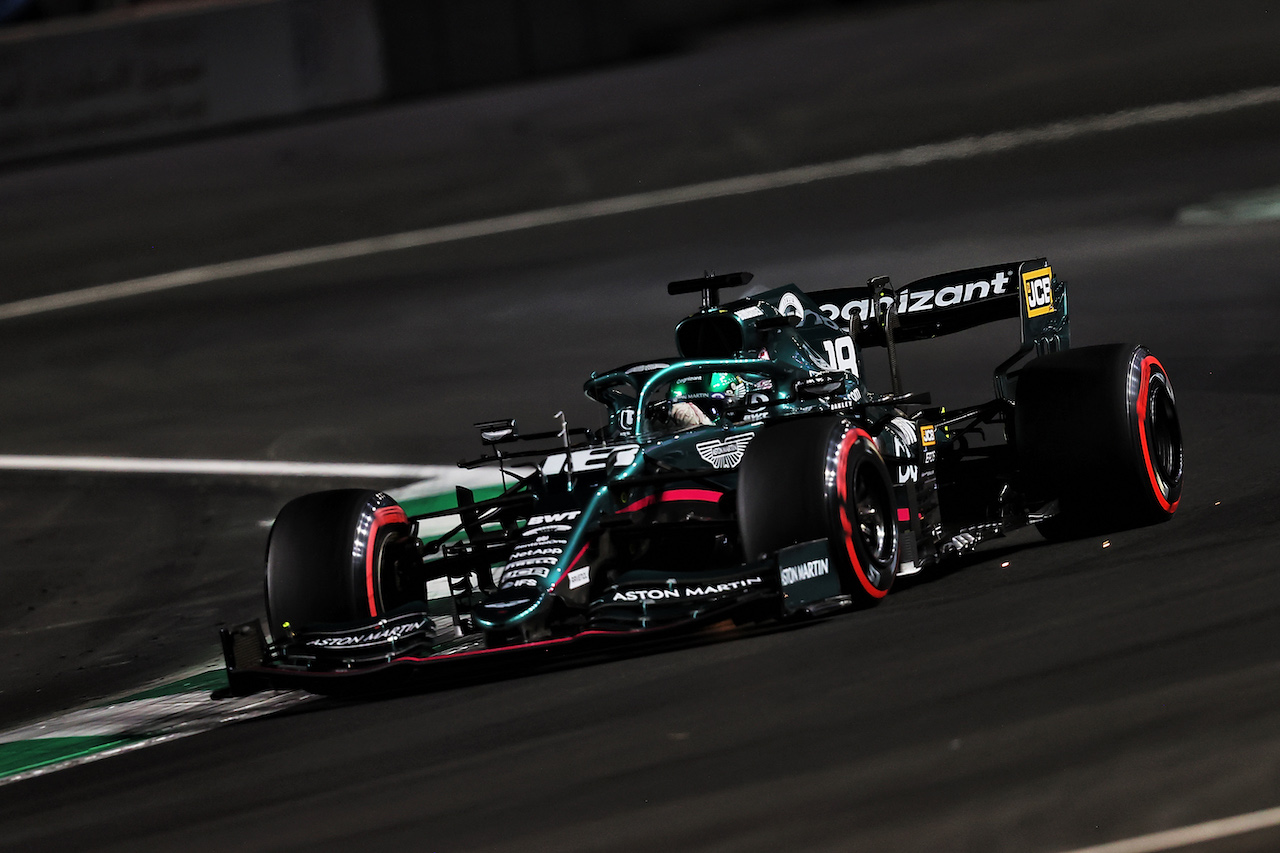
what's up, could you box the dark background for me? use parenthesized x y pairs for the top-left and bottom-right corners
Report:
(1, 1), (1279, 850)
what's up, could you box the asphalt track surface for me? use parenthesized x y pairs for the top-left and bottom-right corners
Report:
(2, 1), (1280, 850)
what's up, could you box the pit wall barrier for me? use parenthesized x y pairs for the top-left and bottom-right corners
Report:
(0, 0), (836, 164)
(0, 0), (384, 163)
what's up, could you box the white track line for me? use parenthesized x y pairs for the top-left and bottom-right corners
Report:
(1056, 805), (1280, 853)
(1177, 184), (1280, 224)
(0, 455), (453, 479)
(2, 84), (1279, 322)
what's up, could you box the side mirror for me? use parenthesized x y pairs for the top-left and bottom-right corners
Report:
(475, 419), (518, 444)
(795, 372), (848, 399)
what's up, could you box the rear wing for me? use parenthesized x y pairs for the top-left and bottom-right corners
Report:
(810, 259), (1069, 399)
(809, 259), (1068, 351)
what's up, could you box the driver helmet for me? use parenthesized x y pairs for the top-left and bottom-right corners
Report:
(667, 372), (745, 428)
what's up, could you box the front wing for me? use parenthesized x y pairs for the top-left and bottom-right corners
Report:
(218, 541), (846, 696)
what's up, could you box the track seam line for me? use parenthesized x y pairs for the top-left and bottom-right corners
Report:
(2, 84), (1279, 321)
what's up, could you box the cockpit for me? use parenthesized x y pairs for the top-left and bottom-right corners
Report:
(585, 360), (787, 442)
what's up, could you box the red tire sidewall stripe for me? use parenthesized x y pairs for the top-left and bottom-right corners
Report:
(836, 427), (890, 599)
(366, 505), (408, 617)
(1136, 355), (1178, 514)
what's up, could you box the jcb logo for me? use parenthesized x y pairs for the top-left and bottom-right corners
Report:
(920, 425), (936, 447)
(1022, 266), (1055, 318)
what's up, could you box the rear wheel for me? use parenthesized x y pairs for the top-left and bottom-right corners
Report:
(1015, 344), (1183, 538)
(737, 416), (899, 602)
(264, 489), (417, 637)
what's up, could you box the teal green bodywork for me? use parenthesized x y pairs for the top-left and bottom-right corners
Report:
(472, 286), (866, 634)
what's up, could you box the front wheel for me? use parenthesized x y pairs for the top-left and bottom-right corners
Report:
(1015, 343), (1183, 538)
(737, 416), (899, 603)
(265, 489), (417, 637)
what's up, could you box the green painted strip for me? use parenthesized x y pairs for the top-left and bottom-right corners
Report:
(397, 484), (506, 518)
(115, 668), (229, 704)
(0, 484), (509, 784)
(0, 736), (136, 777)
(1, 688), (315, 784)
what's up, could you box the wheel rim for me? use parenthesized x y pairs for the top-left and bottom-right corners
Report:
(1144, 377), (1182, 497)
(852, 461), (895, 565)
(832, 426), (898, 598)
(860, 466), (890, 558)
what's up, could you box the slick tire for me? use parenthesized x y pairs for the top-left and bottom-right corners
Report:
(737, 416), (899, 603)
(1015, 344), (1183, 539)
(265, 489), (413, 637)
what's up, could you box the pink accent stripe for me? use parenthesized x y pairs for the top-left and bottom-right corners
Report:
(389, 624), (688, 664)
(553, 544), (592, 589)
(394, 635), (579, 662)
(618, 488), (724, 514)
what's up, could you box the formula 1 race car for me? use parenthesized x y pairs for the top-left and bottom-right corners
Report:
(219, 260), (1183, 693)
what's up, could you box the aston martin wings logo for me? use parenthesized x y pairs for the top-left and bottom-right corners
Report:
(696, 433), (756, 469)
